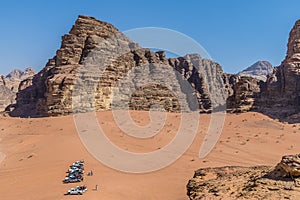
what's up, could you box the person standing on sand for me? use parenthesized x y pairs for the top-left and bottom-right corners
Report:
(95, 184), (98, 191)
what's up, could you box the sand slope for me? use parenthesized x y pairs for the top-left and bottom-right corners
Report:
(0, 111), (299, 200)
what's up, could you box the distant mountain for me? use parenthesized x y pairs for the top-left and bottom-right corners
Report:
(237, 61), (273, 81)
(6, 67), (36, 81)
(0, 68), (36, 112)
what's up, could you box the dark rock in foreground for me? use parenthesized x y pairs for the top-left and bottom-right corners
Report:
(187, 154), (300, 200)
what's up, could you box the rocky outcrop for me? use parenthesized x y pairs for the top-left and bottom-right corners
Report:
(11, 15), (228, 117)
(187, 154), (300, 200)
(0, 68), (35, 112)
(260, 20), (300, 121)
(224, 74), (262, 112)
(238, 61), (273, 81)
(276, 154), (300, 177)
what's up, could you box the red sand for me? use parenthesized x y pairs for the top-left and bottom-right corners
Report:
(0, 111), (299, 200)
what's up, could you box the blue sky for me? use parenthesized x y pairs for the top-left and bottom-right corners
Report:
(1, 0), (300, 75)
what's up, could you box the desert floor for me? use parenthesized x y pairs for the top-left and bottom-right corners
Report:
(0, 111), (299, 200)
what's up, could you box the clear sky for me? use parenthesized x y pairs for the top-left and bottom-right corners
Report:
(1, 0), (300, 75)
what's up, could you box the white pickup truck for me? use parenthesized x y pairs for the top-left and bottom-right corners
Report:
(67, 185), (87, 195)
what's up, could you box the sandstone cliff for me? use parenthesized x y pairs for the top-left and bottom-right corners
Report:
(11, 15), (230, 117)
(224, 74), (262, 113)
(260, 20), (300, 122)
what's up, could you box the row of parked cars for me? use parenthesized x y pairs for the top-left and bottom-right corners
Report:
(64, 160), (85, 183)
(64, 160), (88, 195)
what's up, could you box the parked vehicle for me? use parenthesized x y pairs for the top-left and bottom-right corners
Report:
(71, 163), (84, 168)
(74, 185), (87, 192)
(68, 168), (84, 174)
(68, 171), (83, 176)
(67, 188), (83, 195)
(72, 160), (84, 166)
(64, 176), (83, 183)
(67, 174), (82, 179)
(69, 165), (84, 170)
(66, 185), (87, 195)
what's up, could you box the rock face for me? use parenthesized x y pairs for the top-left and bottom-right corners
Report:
(0, 68), (35, 112)
(238, 61), (273, 81)
(11, 16), (123, 116)
(260, 20), (300, 121)
(187, 154), (300, 200)
(11, 15), (228, 117)
(0, 83), (15, 112)
(224, 74), (262, 113)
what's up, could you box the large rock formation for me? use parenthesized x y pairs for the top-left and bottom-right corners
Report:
(0, 68), (35, 112)
(238, 61), (273, 81)
(11, 15), (228, 117)
(260, 20), (300, 121)
(8, 16), (300, 121)
(187, 154), (300, 200)
(11, 16), (126, 116)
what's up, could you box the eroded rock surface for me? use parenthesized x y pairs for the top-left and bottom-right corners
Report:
(11, 15), (228, 117)
(261, 20), (300, 121)
(187, 154), (300, 200)
(276, 154), (300, 177)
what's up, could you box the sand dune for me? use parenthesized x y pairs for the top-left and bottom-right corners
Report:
(0, 111), (299, 200)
